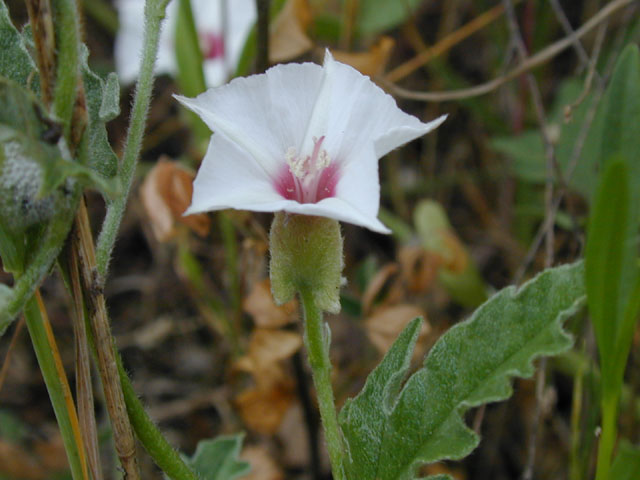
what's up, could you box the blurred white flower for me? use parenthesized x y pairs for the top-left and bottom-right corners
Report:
(115, 0), (256, 86)
(175, 51), (446, 233)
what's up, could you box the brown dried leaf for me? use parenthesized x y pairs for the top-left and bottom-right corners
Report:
(240, 445), (284, 480)
(398, 245), (442, 293)
(332, 36), (395, 77)
(236, 379), (295, 434)
(234, 328), (302, 388)
(249, 328), (302, 366)
(243, 279), (298, 329)
(361, 263), (403, 314)
(365, 304), (430, 355)
(270, 0), (313, 63)
(140, 158), (210, 241)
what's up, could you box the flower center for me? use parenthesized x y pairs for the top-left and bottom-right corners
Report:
(200, 32), (225, 60)
(276, 136), (340, 204)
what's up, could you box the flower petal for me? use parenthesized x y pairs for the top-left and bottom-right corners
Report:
(314, 50), (447, 163)
(281, 198), (390, 234)
(332, 143), (385, 229)
(175, 60), (325, 177)
(185, 134), (283, 215)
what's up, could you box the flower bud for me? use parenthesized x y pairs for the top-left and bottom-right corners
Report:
(269, 212), (343, 314)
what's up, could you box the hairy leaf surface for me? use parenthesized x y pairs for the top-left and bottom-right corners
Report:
(340, 262), (585, 479)
(187, 434), (250, 480)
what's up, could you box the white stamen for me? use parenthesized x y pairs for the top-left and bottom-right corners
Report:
(285, 136), (331, 182)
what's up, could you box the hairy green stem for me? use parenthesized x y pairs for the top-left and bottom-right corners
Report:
(595, 394), (619, 480)
(96, 0), (169, 278)
(299, 286), (345, 480)
(117, 353), (199, 480)
(51, 0), (80, 134)
(24, 293), (88, 480)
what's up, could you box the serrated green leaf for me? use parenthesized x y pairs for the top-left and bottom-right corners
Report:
(339, 317), (422, 479)
(610, 442), (640, 480)
(188, 434), (250, 480)
(78, 44), (119, 180)
(0, 2), (37, 86)
(340, 262), (586, 480)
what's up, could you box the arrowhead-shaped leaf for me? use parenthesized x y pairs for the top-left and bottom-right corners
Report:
(340, 262), (585, 479)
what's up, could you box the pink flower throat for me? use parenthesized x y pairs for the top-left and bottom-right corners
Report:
(200, 32), (225, 60)
(275, 136), (340, 204)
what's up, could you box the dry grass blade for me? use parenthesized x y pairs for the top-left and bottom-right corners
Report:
(25, 0), (56, 104)
(69, 250), (103, 480)
(34, 290), (89, 480)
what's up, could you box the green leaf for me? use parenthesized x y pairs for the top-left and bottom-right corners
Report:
(187, 434), (250, 480)
(0, 2), (37, 87)
(78, 44), (120, 180)
(610, 442), (640, 480)
(582, 44), (640, 207)
(339, 318), (422, 479)
(340, 262), (586, 480)
(585, 160), (633, 381)
(99, 72), (121, 122)
(350, 0), (424, 36)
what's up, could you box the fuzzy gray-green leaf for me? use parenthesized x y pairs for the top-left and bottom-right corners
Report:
(188, 434), (250, 480)
(78, 45), (119, 180)
(0, 2), (37, 86)
(341, 262), (585, 480)
(339, 317), (422, 479)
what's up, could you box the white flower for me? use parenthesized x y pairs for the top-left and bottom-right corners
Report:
(115, 0), (256, 86)
(175, 51), (446, 234)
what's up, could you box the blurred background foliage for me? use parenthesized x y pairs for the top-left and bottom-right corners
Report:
(1, 0), (639, 479)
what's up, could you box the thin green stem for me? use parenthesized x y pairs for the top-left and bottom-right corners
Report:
(117, 353), (199, 480)
(24, 293), (88, 480)
(51, 0), (80, 134)
(96, 0), (169, 278)
(299, 285), (345, 480)
(595, 394), (619, 480)
(68, 258), (198, 480)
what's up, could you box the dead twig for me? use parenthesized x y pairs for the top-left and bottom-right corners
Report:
(68, 247), (104, 480)
(381, 0), (634, 102)
(73, 200), (140, 479)
(500, 2), (556, 478)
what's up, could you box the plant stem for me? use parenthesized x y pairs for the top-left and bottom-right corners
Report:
(96, 0), (169, 279)
(595, 394), (619, 480)
(298, 285), (345, 480)
(74, 270), (198, 480)
(51, 0), (80, 135)
(117, 353), (200, 480)
(24, 292), (88, 480)
(73, 199), (140, 479)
